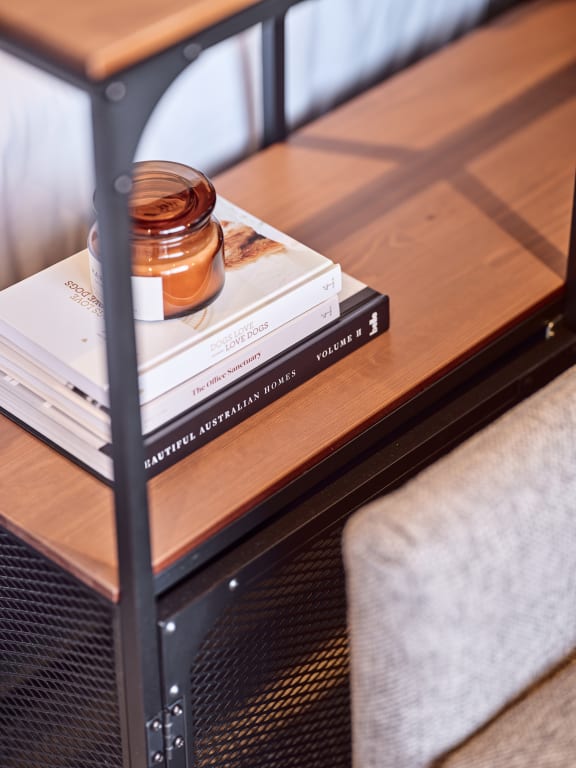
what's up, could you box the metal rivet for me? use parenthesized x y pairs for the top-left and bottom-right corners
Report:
(169, 684), (180, 697)
(151, 719), (162, 732)
(114, 175), (132, 195)
(105, 81), (126, 101)
(152, 752), (164, 764)
(171, 703), (183, 717)
(174, 736), (185, 750)
(229, 578), (239, 591)
(183, 42), (202, 62)
(165, 621), (176, 634)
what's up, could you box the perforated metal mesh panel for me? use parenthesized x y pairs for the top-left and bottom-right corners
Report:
(188, 521), (350, 768)
(0, 527), (124, 768)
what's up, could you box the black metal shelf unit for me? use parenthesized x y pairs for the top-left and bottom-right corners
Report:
(1, 2), (575, 767)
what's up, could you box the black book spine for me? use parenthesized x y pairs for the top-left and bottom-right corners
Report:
(101, 288), (390, 479)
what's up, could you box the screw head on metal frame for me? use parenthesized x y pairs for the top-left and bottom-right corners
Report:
(165, 620), (176, 634)
(114, 175), (132, 195)
(183, 42), (202, 62)
(174, 736), (185, 750)
(152, 751), (164, 764)
(169, 684), (180, 697)
(151, 718), (162, 732)
(229, 578), (239, 591)
(105, 81), (126, 102)
(171, 703), (183, 717)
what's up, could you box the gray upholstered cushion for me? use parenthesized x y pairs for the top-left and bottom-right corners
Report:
(343, 365), (576, 768)
(441, 659), (576, 767)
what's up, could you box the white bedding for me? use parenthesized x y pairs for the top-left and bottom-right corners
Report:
(0, 0), (504, 289)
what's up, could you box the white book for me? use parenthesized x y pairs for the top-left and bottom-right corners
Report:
(0, 337), (110, 440)
(0, 376), (112, 479)
(0, 292), (339, 436)
(0, 273), (389, 483)
(0, 197), (341, 405)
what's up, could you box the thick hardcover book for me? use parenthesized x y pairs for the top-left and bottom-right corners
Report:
(0, 279), (390, 482)
(0, 197), (341, 405)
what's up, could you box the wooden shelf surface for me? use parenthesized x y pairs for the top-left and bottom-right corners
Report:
(0, 0), (261, 79)
(0, 0), (574, 601)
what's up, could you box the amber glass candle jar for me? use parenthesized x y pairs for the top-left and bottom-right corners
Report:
(88, 160), (225, 321)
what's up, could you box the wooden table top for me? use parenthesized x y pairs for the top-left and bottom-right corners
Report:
(0, 0), (574, 601)
(0, 0), (261, 79)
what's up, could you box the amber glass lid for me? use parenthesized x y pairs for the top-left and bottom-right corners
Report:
(130, 160), (217, 239)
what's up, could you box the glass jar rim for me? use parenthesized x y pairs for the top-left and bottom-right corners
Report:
(129, 160), (217, 240)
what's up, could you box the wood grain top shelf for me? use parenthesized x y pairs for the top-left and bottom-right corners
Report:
(0, 0), (261, 79)
(0, 0), (574, 601)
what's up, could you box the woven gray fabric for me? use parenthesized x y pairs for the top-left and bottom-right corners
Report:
(441, 660), (576, 767)
(343, 365), (576, 768)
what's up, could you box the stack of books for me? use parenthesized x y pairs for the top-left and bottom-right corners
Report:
(0, 198), (389, 483)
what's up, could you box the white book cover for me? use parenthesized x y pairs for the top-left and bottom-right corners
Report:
(0, 197), (341, 405)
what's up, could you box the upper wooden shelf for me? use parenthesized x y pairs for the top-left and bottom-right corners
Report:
(0, 0), (261, 79)
(0, 0), (574, 601)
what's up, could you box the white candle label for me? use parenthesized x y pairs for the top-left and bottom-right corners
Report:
(131, 275), (165, 321)
(88, 249), (166, 321)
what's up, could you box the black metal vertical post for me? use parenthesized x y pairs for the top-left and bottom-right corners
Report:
(563, 172), (576, 329)
(89, 44), (206, 767)
(85, 18), (292, 759)
(90, 90), (162, 766)
(262, 12), (287, 146)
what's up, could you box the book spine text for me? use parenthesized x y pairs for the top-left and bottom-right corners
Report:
(139, 263), (342, 402)
(125, 291), (389, 478)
